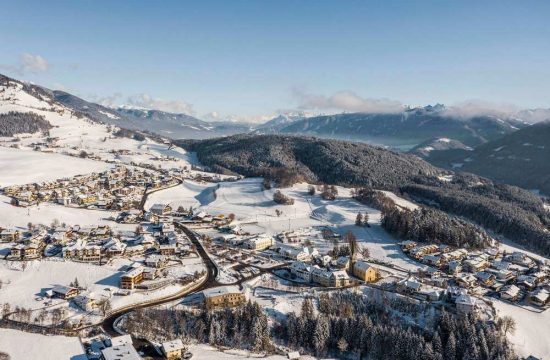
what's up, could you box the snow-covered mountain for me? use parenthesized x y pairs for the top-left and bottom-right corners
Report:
(253, 112), (313, 133)
(0, 73), (196, 174)
(409, 137), (473, 158)
(51, 89), (249, 139)
(272, 105), (527, 150)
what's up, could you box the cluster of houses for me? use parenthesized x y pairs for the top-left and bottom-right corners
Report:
(86, 333), (186, 360)
(2, 216), (191, 266)
(289, 255), (378, 288)
(2, 165), (178, 210)
(400, 241), (550, 308)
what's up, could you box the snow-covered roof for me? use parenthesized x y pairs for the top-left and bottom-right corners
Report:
(161, 339), (185, 352)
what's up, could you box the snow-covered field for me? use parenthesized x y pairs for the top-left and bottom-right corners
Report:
(0, 194), (136, 232)
(0, 258), (192, 325)
(493, 300), (550, 359)
(147, 178), (418, 270)
(0, 146), (112, 187)
(0, 328), (85, 360)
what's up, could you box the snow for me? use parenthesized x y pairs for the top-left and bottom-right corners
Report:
(187, 344), (287, 360)
(0, 146), (112, 187)
(0, 328), (85, 360)
(150, 178), (417, 271)
(0, 194), (136, 232)
(0, 258), (194, 324)
(493, 299), (550, 359)
(379, 191), (419, 210)
(145, 179), (215, 211)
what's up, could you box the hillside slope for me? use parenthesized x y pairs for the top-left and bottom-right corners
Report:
(177, 134), (441, 189)
(428, 121), (550, 195)
(178, 134), (550, 257)
(51, 89), (251, 139)
(409, 137), (472, 158)
(275, 106), (524, 149)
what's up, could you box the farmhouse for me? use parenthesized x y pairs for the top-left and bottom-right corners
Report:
(51, 285), (79, 300)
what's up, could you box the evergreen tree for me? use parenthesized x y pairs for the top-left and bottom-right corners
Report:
(313, 316), (330, 356)
(355, 212), (363, 226)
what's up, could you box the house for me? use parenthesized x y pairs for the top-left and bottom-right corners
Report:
(74, 292), (99, 311)
(447, 260), (462, 274)
(455, 294), (477, 314)
(143, 267), (158, 280)
(397, 278), (423, 294)
(120, 267), (144, 290)
(456, 273), (477, 288)
(244, 235), (274, 251)
(203, 286), (246, 309)
(352, 261), (378, 282)
(475, 271), (496, 286)
(422, 254), (442, 267)
(52, 285), (79, 300)
(0, 229), (20, 242)
(144, 255), (167, 268)
(517, 275), (538, 291)
(331, 270), (351, 287)
(399, 240), (417, 251)
(463, 258), (490, 272)
(101, 335), (141, 360)
(529, 289), (550, 307)
(161, 339), (185, 360)
(10, 243), (41, 260)
(500, 285), (521, 302)
(410, 245), (438, 259)
(150, 203), (172, 216)
(336, 256), (350, 270)
(311, 266), (332, 287)
(159, 244), (177, 255)
(506, 252), (535, 268)
(290, 261), (312, 282)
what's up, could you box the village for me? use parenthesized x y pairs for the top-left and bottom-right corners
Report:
(2, 164), (550, 360)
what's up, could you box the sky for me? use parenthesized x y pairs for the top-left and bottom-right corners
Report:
(1, 0), (549, 122)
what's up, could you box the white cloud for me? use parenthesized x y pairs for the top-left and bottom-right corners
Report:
(293, 88), (403, 113)
(126, 93), (195, 115)
(20, 53), (49, 73)
(0, 53), (50, 75)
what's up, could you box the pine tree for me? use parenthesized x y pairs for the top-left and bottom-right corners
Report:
(444, 332), (457, 360)
(355, 212), (363, 226)
(313, 316), (330, 356)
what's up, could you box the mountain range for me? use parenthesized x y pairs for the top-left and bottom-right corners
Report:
(2, 72), (550, 195)
(426, 121), (550, 195)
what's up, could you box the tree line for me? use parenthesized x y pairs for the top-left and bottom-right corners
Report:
(0, 111), (52, 137)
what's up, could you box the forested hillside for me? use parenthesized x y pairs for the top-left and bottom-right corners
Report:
(0, 111), (52, 136)
(428, 121), (550, 195)
(179, 134), (550, 256)
(177, 134), (440, 189)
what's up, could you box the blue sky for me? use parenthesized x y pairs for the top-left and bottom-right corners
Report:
(1, 0), (549, 121)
